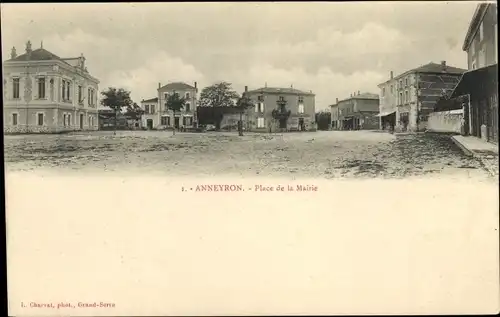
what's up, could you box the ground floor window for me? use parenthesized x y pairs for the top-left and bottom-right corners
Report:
(37, 113), (44, 126)
(12, 113), (18, 126)
(257, 117), (265, 128)
(67, 114), (71, 126)
(161, 116), (170, 126)
(63, 114), (67, 126)
(183, 116), (192, 126)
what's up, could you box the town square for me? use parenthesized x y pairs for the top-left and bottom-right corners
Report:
(3, 2), (499, 316)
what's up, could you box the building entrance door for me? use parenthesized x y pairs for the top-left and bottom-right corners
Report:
(298, 118), (305, 131)
(147, 119), (153, 129)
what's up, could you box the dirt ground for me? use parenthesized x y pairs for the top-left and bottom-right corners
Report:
(3, 130), (492, 180)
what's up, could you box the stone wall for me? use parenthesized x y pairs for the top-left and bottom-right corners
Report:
(427, 110), (463, 134)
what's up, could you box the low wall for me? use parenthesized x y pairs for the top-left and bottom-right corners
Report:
(427, 110), (463, 134)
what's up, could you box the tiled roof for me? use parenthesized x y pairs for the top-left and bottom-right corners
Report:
(142, 97), (158, 103)
(6, 48), (69, 64)
(247, 87), (315, 96)
(159, 82), (196, 90)
(393, 62), (467, 80)
(353, 92), (379, 100)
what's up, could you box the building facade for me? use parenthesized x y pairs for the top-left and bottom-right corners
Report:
(140, 97), (159, 129)
(140, 82), (198, 130)
(449, 2), (498, 143)
(244, 86), (316, 132)
(377, 62), (466, 132)
(335, 92), (379, 130)
(330, 98), (340, 130)
(3, 41), (99, 133)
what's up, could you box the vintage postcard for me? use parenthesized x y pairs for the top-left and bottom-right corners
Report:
(3, 1), (499, 316)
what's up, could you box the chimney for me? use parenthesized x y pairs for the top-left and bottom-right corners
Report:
(441, 60), (446, 67)
(336, 98), (339, 104)
(358, 90), (360, 95)
(390, 71), (393, 79)
(25, 40), (32, 55)
(194, 81), (198, 93)
(10, 47), (17, 59)
(265, 82), (268, 88)
(158, 82), (161, 89)
(244, 85), (248, 92)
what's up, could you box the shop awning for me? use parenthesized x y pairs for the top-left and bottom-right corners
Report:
(376, 111), (396, 117)
(450, 64), (498, 99)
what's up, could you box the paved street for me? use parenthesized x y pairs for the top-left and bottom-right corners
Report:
(4, 130), (493, 181)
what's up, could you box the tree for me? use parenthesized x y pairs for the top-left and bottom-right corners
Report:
(235, 93), (254, 136)
(315, 111), (331, 130)
(199, 82), (239, 130)
(165, 92), (186, 135)
(124, 102), (145, 128)
(100, 87), (133, 135)
(271, 98), (291, 132)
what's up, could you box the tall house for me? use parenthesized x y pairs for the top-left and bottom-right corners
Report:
(140, 97), (158, 129)
(140, 81), (198, 130)
(464, 3), (497, 70)
(158, 82), (198, 129)
(330, 98), (339, 130)
(244, 86), (316, 132)
(377, 62), (466, 132)
(336, 91), (379, 130)
(3, 41), (99, 133)
(449, 2), (498, 142)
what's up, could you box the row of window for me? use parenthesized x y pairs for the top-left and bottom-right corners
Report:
(144, 103), (193, 114)
(12, 113), (45, 126)
(164, 92), (192, 100)
(10, 77), (96, 106)
(258, 95), (305, 103)
(11, 113), (95, 127)
(160, 116), (193, 126)
(382, 78), (411, 97)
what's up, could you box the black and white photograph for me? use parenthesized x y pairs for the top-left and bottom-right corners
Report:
(3, 1), (499, 316)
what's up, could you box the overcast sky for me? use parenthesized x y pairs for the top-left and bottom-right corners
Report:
(1, 2), (479, 110)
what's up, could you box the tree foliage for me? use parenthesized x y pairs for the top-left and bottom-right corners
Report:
(235, 93), (255, 136)
(165, 92), (186, 113)
(165, 92), (186, 135)
(199, 82), (239, 108)
(235, 93), (254, 112)
(100, 87), (134, 134)
(100, 87), (133, 113)
(124, 102), (144, 121)
(315, 111), (331, 130)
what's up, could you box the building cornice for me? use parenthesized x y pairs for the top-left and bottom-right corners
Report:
(3, 59), (100, 84)
(462, 3), (490, 51)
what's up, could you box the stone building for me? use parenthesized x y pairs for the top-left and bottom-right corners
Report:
(448, 2), (498, 143)
(377, 62), (467, 132)
(336, 92), (379, 130)
(330, 98), (340, 130)
(243, 85), (316, 132)
(140, 82), (198, 130)
(3, 41), (99, 133)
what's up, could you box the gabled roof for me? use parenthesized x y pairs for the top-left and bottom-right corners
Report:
(247, 87), (315, 96)
(6, 48), (70, 65)
(353, 92), (379, 100)
(141, 97), (158, 103)
(158, 82), (196, 91)
(379, 62), (467, 86)
(408, 62), (468, 75)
